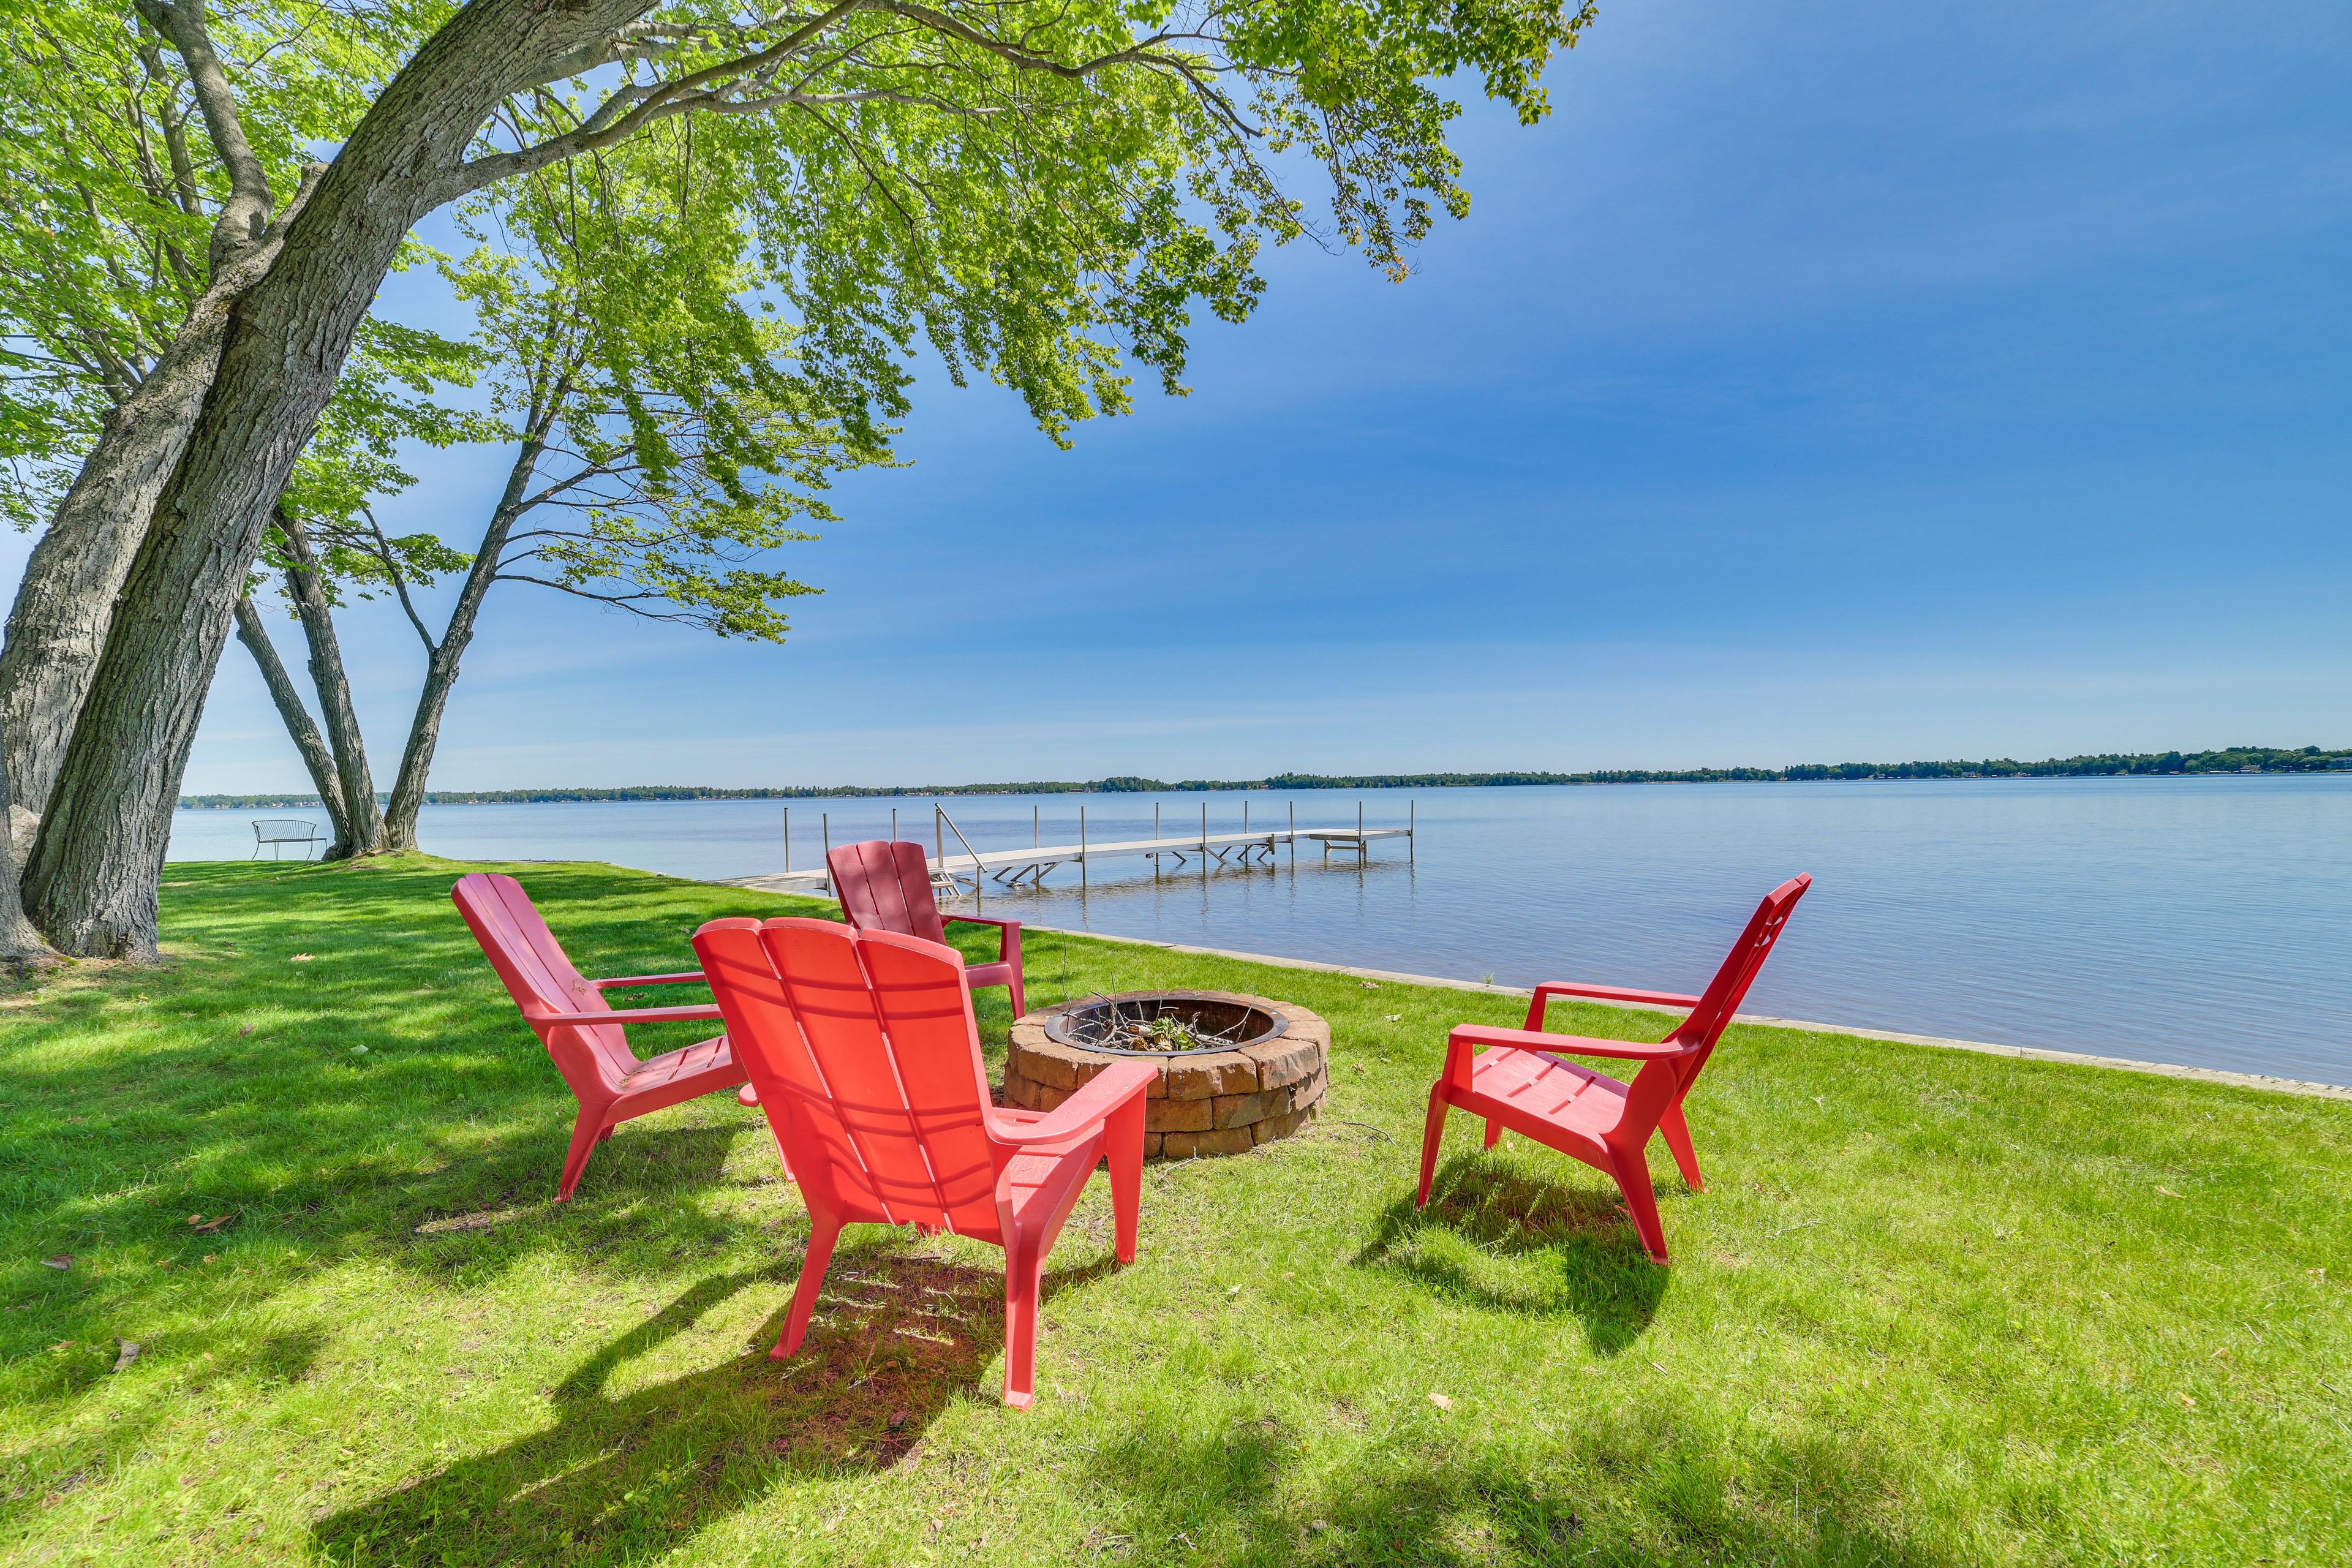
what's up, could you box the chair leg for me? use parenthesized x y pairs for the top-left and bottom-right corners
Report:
(1006, 973), (1026, 1021)
(1482, 1118), (1504, 1150)
(1659, 1102), (1705, 1191)
(1611, 1150), (1672, 1265)
(773, 1210), (845, 1361)
(1001, 1240), (1045, 1409)
(1415, 1083), (1451, 1206)
(1106, 1102), (1144, 1265)
(556, 1110), (609, 1201)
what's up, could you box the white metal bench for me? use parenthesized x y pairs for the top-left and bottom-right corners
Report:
(251, 818), (326, 860)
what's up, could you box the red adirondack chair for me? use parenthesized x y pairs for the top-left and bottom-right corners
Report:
(1415, 875), (1812, 1264)
(693, 915), (1152, 1409)
(453, 873), (750, 1201)
(827, 840), (1025, 1019)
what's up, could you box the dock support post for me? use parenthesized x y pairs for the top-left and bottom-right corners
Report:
(892, 807), (898, 843)
(935, 807), (943, 880)
(1200, 802), (1208, 882)
(822, 813), (831, 874)
(1080, 805), (1087, 889)
(1289, 801), (1295, 865)
(1358, 800), (1365, 862)
(784, 807), (790, 875)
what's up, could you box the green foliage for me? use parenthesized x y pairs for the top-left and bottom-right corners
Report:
(410, 124), (899, 642)
(0, 0), (447, 527)
(471, 0), (1597, 444)
(9, 0), (1603, 603)
(0, 858), (2343, 1564)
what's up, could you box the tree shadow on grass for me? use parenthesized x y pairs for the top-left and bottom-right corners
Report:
(1352, 1155), (1672, 1355)
(309, 1238), (1117, 1567)
(1081, 1404), (1962, 1567)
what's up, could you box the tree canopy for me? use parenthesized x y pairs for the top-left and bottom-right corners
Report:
(7, 0), (1599, 957)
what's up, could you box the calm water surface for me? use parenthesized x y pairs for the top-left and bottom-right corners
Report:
(173, 777), (2352, 1084)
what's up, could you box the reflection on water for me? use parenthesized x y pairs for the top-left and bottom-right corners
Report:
(172, 777), (2352, 1083)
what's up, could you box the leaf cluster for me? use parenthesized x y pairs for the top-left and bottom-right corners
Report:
(0, 0), (451, 527)
(476, 0), (1599, 443)
(361, 126), (899, 644)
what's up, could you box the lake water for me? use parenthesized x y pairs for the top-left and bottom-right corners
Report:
(172, 777), (2352, 1085)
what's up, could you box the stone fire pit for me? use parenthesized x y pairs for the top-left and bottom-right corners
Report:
(1003, 990), (1329, 1158)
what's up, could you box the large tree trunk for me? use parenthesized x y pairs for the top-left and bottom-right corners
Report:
(274, 510), (386, 854)
(0, 275), (252, 824)
(382, 432), (546, 851)
(0, 715), (56, 964)
(23, 0), (647, 958)
(383, 642), (461, 855)
(232, 594), (353, 856)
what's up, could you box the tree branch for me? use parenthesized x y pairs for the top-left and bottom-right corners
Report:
(447, 0), (874, 198)
(361, 507), (440, 657)
(489, 575), (718, 624)
(131, 0), (275, 277)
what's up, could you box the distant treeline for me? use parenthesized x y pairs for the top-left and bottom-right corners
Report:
(177, 745), (2351, 809)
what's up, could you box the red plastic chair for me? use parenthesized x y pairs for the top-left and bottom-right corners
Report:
(827, 840), (1025, 1019)
(692, 915), (1152, 1409)
(1415, 875), (1812, 1264)
(452, 873), (750, 1200)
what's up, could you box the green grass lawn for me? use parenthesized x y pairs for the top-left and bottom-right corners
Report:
(1, 856), (2346, 1567)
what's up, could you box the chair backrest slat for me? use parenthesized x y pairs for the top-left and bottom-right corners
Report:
(451, 873), (636, 1085)
(854, 929), (1001, 1225)
(764, 921), (1001, 1234)
(1668, 875), (1813, 1071)
(828, 840), (948, 946)
(692, 919), (871, 1216)
(698, 916), (1005, 1238)
(454, 873), (599, 1012)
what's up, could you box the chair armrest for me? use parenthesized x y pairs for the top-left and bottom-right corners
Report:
(945, 914), (1021, 965)
(991, 1060), (1155, 1146)
(532, 1003), (725, 1027)
(1451, 1023), (1690, 1060)
(593, 971), (707, 990)
(1525, 981), (1702, 1030)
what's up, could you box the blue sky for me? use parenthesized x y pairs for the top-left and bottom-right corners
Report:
(35, 0), (2348, 791)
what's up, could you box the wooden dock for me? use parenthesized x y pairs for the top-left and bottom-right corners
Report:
(721, 824), (1412, 896)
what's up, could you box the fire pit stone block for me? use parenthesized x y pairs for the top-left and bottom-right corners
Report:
(1145, 1097), (1213, 1134)
(1244, 1036), (1321, 1093)
(1161, 1128), (1256, 1159)
(1005, 989), (1331, 1159)
(1163, 1053), (1259, 1099)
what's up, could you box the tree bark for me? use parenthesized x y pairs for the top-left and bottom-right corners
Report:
(23, 0), (651, 958)
(382, 431), (547, 850)
(274, 510), (386, 855)
(231, 594), (353, 857)
(0, 714), (56, 964)
(0, 285), (238, 825)
(0, 0), (334, 831)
